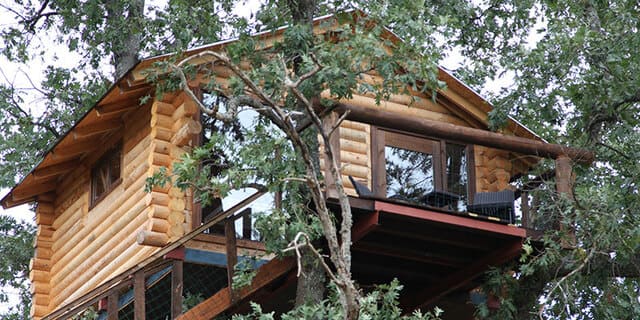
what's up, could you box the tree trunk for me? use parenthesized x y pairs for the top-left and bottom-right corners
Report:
(284, 0), (333, 311)
(294, 247), (327, 307)
(106, 0), (145, 80)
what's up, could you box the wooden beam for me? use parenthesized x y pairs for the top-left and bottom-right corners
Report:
(333, 103), (594, 164)
(375, 225), (497, 252)
(52, 138), (100, 158)
(171, 260), (184, 319)
(32, 160), (79, 180)
(164, 246), (186, 261)
(11, 180), (57, 202)
(353, 241), (467, 268)
(134, 270), (145, 320)
(96, 102), (135, 116)
(177, 257), (295, 320)
(73, 119), (123, 138)
(374, 201), (527, 238)
(352, 211), (379, 242)
(409, 240), (522, 309)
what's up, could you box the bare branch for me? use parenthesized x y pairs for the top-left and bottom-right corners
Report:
(283, 232), (342, 285)
(539, 249), (595, 319)
(329, 110), (350, 137)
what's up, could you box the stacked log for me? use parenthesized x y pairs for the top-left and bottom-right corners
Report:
(137, 94), (200, 246)
(45, 104), (158, 309)
(167, 94), (199, 239)
(30, 202), (54, 319)
(474, 146), (513, 192)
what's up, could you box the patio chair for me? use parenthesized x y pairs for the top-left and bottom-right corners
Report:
(467, 189), (515, 223)
(348, 176), (374, 197)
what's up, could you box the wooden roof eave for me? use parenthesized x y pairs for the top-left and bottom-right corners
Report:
(1, 65), (152, 209)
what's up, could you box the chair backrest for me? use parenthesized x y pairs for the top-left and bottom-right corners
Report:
(348, 176), (374, 197)
(472, 190), (515, 205)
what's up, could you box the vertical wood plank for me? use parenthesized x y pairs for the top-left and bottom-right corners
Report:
(371, 127), (386, 198)
(555, 155), (573, 197)
(322, 112), (341, 199)
(439, 140), (447, 190)
(171, 260), (184, 319)
(521, 191), (529, 228)
(107, 291), (118, 320)
(225, 218), (237, 301)
(242, 210), (252, 240)
(555, 155), (575, 245)
(466, 145), (477, 205)
(275, 149), (283, 210)
(134, 270), (145, 320)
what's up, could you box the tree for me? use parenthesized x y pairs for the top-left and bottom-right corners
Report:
(2, 0), (640, 319)
(0, 215), (34, 319)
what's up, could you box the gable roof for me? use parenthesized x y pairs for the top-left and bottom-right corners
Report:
(1, 11), (542, 209)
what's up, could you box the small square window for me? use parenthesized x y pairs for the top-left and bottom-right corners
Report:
(91, 145), (122, 206)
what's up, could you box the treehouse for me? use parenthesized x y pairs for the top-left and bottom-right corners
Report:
(1, 12), (593, 320)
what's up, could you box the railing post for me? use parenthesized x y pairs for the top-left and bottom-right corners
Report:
(134, 270), (145, 320)
(225, 217), (238, 301)
(521, 190), (530, 228)
(107, 291), (118, 320)
(171, 259), (184, 319)
(241, 209), (252, 240)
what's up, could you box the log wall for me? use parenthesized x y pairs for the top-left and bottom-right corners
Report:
(319, 85), (532, 196)
(30, 92), (203, 318)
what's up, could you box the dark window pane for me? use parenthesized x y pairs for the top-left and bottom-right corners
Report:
(91, 145), (122, 206)
(92, 166), (107, 202)
(385, 145), (434, 202)
(446, 143), (467, 210)
(109, 150), (121, 183)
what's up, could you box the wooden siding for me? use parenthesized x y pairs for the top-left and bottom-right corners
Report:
(32, 103), (154, 317)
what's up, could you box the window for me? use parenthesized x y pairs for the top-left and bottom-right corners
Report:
(194, 92), (277, 240)
(375, 129), (471, 211)
(91, 145), (122, 206)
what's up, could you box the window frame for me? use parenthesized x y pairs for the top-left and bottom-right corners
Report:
(90, 143), (123, 208)
(372, 127), (475, 206)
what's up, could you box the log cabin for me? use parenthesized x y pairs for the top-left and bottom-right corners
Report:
(1, 11), (593, 320)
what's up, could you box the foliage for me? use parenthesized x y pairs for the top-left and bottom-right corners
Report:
(232, 280), (443, 320)
(0, 216), (34, 320)
(182, 292), (205, 313)
(2, 0), (640, 319)
(70, 307), (98, 320)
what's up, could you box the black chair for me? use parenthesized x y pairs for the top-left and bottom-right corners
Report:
(422, 190), (461, 209)
(348, 176), (374, 197)
(467, 190), (515, 223)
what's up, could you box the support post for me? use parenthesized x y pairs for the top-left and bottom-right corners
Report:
(107, 291), (118, 320)
(241, 209), (252, 240)
(134, 270), (145, 320)
(555, 155), (575, 245)
(171, 260), (184, 319)
(521, 191), (530, 229)
(225, 218), (238, 301)
(322, 112), (341, 199)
